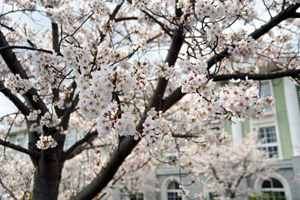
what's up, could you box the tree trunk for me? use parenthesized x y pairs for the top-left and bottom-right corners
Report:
(32, 151), (63, 200)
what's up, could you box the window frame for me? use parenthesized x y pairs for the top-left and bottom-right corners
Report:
(161, 176), (185, 200)
(129, 193), (144, 200)
(259, 81), (275, 115)
(257, 126), (279, 158)
(64, 129), (77, 150)
(261, 178), (286, 199)
(167, 182), (182, 200)
(121, 192), (145, 200)
(16, 133), (25, 147)
(254, 173), (292, 200)
(165, 152), (179, 167)
(250, 119), (283, 159)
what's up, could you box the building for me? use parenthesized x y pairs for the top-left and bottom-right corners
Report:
(227, 77), (300, 200)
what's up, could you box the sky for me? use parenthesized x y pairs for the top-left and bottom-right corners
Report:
(0, 93), (17, 116)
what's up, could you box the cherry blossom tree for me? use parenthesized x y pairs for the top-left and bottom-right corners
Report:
(0, 0), (300, 200)
(189, 133), (276, 200)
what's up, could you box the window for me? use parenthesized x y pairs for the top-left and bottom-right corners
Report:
(208, 193), (220, 200)
(167, 182), (182, 200)
(260, 82), (273, 114)
(261, 178), (286, 200)
(165, 153), (178, 167)
(16, 136), (24, 147)
(257, 126), (278, 158)
(130, 193), (144, 200)
(64, 130), (76, 149)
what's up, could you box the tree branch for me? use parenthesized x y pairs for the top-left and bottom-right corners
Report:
(0, 45), (53, 54)
(0, 31), (30, 79)
(0, 23), (37, 47)
(161, 69), (300, 112)
(162, 87), (184, 113)
(63, 130), (98, 161)
(0, 31), (48, 114)
(99, 1), (124, 43)
(142, 10), (173, 38)
(292, 12), (300, 18)
(114, 17), (138, 22)
(52, 23), (59, 53)
(206, 3), (300, 70)
(0, 138), (37, 157)
(211, 69), (300, 81)
(0, 81), (30, 116)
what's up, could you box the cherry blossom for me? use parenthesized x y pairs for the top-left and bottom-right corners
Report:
(36, 135), (58, 150)
(0, 0), (299, 200)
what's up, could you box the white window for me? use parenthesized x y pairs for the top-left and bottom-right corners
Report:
(167, 182), (182, 200)
(260, 81), (274, 114)
(208, 193), (220, 200)
(121, 193), (144, 200)
(257, 126), (278, 158)
(16, 134), (25, 147)
(261, 178), (286, 199)
(165, 153), (178, 167)
(130, 193), (144, 200)
(64, 129), (76, 150)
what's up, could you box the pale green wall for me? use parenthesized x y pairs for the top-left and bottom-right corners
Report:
(225, 124), (232, 137)
(296, 85), (300, 109)
(241, 121), (250, 137)
(8, 134), (16, 144)
(273, 78), (293, 159)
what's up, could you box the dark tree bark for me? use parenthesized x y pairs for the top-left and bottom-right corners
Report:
(32, 152), (63, 200)
(31, 131), (65, 200)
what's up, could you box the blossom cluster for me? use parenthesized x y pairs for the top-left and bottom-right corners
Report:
(97, 102), (139, 139)
(87, 0), (109, 14)
(29, 122), (42, 133)
(36, 135), (58, 150)
(194, 0), (221, 22)
(4, 74), (33, 94)
(218, 80), (275, 120)
(3, 0), (36, 10)
(228, 37), (256, 60)
(178, 57), (208, 75)
(182, 76), (275, 123)
(40, 112), (61, 128)
(131, 0), (149, 10)
(31, 51), (64, 93)
(46, 4), (75, 25)
(0, 152), (34, 200)
(27, 110), (41, 121)
(152, 61), (174, 79)
(142, 115), (158, 141)
(38, 0), (61, 7)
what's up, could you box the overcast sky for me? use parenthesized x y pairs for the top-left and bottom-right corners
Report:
(0, 93), (17, 116)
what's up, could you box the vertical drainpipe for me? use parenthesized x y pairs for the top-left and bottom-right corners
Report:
(232, 117), (243, 145)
